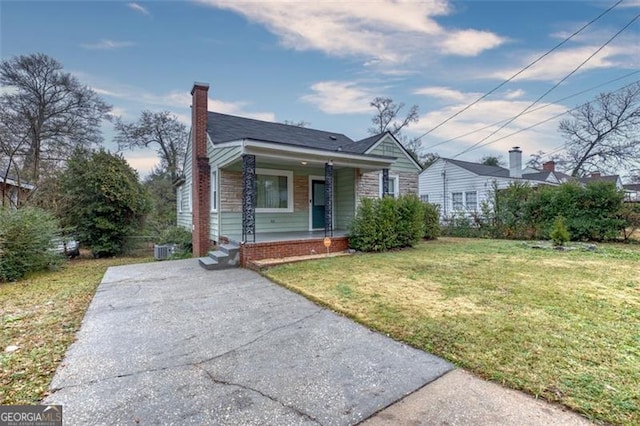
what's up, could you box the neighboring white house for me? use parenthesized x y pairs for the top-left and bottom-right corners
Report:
(419, 147), (626, 218)
(419, 147), (569, 218)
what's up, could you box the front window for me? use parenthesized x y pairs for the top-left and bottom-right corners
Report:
(256, 169), (293, 212)
(452, 192), (463, 210)
(465, 191), (477, 211)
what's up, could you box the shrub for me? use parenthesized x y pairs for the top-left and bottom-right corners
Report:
(349, 195), (425, 252)
(441, 213), (484, 238)
(59, 149), (150, 257)
(550, 216), (570, 246)
(156, 226), (192, 257)
(396, 194), (426, 247)
(423, 202), (440, 240)
(0, 207), (63, 282)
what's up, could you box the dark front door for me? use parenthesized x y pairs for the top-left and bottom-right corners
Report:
(311, 180), (325, 229)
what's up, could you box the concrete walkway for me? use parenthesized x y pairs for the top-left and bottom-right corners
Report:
(45, 259), (592, 425)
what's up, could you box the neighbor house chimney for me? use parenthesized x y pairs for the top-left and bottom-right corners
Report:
(509, 146), (522, 178)
(191, 82), (211, 257)
(542, 161), (555, 172)
(591, 172), (601, 178)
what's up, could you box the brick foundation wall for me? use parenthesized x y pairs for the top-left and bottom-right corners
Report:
(240, 237), (349, 267)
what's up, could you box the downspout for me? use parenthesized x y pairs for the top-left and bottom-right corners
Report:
(442, 160), (447, 217)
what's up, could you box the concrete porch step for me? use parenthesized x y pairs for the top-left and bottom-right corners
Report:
(198, 242), (240, 270)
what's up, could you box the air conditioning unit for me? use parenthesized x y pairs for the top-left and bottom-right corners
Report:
(154, 244), (176, 260)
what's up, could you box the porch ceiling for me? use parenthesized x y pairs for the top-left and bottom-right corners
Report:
(217, 139), (395, 171)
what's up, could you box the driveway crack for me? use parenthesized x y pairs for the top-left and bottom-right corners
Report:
(193, 364), (322, 425)
(198, 308), (324, 365)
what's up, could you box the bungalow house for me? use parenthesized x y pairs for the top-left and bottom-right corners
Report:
(1, 169), (34, 209)
(176, 82), (421, 269)
(419, 147), (624, 219)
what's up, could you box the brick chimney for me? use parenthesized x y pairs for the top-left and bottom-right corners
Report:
(191, 82), (211, 257)
(508, 146), (522, 178)
(542, 161), (555, 172)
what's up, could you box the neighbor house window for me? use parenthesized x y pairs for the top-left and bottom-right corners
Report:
(452, 192), (463, 210)
(210, 170), (218, 212)
(256, 169), (293, 212)
(420, 194), (429, 203)
(379, 173), (399, 198)
(465, 191), (477, 211)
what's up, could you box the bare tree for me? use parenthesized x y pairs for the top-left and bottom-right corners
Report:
(114, 111), (188, 180)
(369, 97), (419, 136)
(559, 83), (640, 177)
(0, 53), (111, 183)
(368, 97), (427, 165)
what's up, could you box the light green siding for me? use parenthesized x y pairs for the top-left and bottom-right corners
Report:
(210, 145), (241, 167)
(368, 135), (420, 173)
(335, 168), (355, 230)
(177, 139), (193, 230)
(209, 211), (219, 241)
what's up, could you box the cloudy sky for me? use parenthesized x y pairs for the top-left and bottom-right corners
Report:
(2, 0), (639, 176)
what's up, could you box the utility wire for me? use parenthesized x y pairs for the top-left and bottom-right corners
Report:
(420, 70), (640, 152)
(454, 11), (640, 158)
(413, 0), (624, 141)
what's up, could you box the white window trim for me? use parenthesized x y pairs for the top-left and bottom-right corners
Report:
(210, 169), (218, 213)
(379, 172), (400, 198)
(451, 191), (463, 211)
(465, 191), (478, 211)
(256, 168), (294, 213)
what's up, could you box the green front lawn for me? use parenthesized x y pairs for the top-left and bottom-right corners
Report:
(265, 238), (640, 425)
(1, 256), (152, 404)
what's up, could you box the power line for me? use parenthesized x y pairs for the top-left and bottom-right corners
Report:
(459, 79), (639, 156)
(413, 0), (624, 141)
(420, 70), (640, 152)
(454, 11), (640, 158)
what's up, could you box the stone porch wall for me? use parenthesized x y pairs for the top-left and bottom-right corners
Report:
(220, 170), (242, 213)
(355, 170), (419, 207)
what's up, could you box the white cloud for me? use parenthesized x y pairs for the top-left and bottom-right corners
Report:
(440, 29), (505, 56)
(413, 86), (479, 103)
(504, 89), (525, 99)
(127, 2), (150, 16)
(301, 81), (376, 114)
(81, 40), (134, 50)
(491, 44), (634, 82)
(197, 0), (505, 65)
(410, 90), (568, 159)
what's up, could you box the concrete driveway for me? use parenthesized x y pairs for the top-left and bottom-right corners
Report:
(45, 259), (452, 425)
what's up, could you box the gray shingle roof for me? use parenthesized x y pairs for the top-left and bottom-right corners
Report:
(578, 175), (620, 185)
(445, 158), (510, 177)
(207, 112), (369, 153)
(444, 158), (556, 183)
